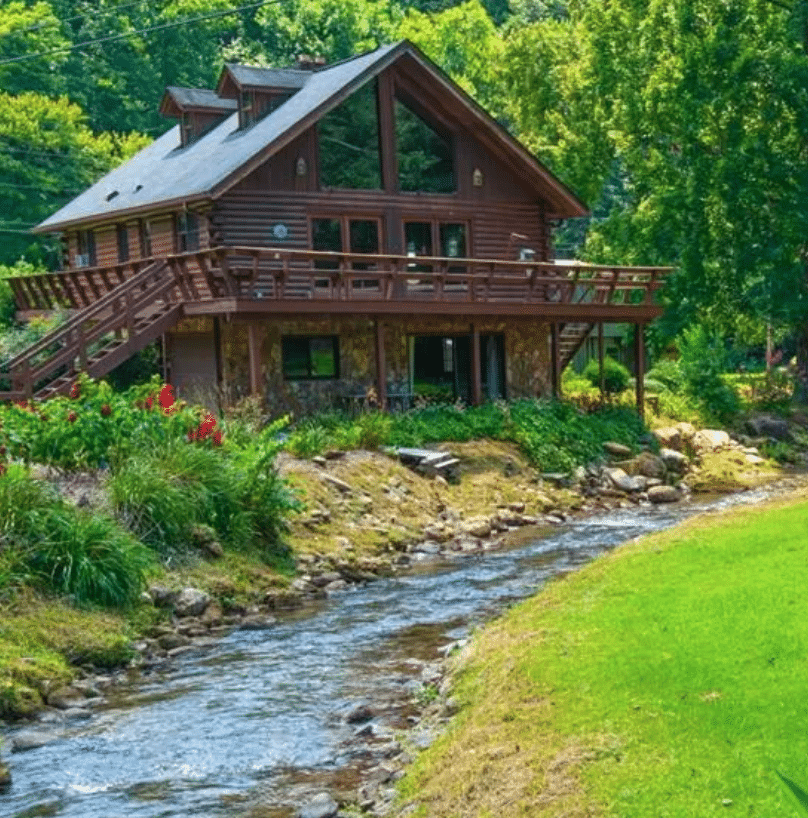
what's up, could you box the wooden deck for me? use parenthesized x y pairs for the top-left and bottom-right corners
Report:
(1, 247), (672, 402)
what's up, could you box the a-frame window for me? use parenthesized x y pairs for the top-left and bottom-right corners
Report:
(395, 96), (455, 194)
(318, 80), (382, 190)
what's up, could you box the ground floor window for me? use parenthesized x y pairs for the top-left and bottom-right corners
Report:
(282, 336), (339, 379)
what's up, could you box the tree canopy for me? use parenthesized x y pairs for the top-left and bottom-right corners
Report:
(4, 0), (808, 387)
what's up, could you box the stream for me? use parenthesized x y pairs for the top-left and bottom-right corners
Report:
(0, 487), (785, 818)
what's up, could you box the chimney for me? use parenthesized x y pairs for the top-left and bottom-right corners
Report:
(296, 54), (327, 71)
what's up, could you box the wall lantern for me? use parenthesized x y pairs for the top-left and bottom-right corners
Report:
(296, 157), (308, 176)
(472, 168), (484, 187)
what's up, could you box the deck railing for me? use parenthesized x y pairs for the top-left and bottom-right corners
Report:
(7, 247), (672, 314)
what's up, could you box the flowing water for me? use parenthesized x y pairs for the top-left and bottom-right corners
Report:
(0, 488), (782, 818)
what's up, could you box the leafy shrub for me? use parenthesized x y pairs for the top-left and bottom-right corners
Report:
(110, 419), (297, 559)
(0, 465), (151, 607)
(582, 356), (632, 394)
(0, 375), (209, 471)
(28, 510), (151, 607)
(109, 441), (250, 558)
(647, 359), (685, 392)
(677, 325), (740, 423)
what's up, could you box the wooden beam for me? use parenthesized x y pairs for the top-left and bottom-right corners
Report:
(377, 70), (398, 194)
(634, 323), (645, 420)
(598, 322), (605, 398)
(471, 323), (482, 405)
(375, 318), (387, 410)
(247, 321), (263, 398)
(550, 322), (561, 398)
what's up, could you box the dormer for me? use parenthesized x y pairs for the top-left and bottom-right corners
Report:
(216, 64), (312, 130)
(159, 87), (237, 147)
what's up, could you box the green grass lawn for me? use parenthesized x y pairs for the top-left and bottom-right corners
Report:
(399, 494), (808, 817)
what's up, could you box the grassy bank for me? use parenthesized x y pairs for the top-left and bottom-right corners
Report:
(398, 491), (808, 817)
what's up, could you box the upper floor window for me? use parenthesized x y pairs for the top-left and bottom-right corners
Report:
(395, 96), (455, 194)
(318, 80), (381, 190)
(139, 219), (152, 258)
(75, 229), (96, 268)
(176, 212), (200, 252)
(117, 224), (129, 263)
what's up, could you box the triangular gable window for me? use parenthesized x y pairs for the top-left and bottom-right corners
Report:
(318, 80), (381, 190)
(395, 96), (455, 194)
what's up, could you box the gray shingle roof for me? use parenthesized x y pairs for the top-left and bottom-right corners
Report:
(224, 64), (311, 90)
(36, 43), (402, 232)
(35, 40), (588, 233)
(164, 87), (238, 111)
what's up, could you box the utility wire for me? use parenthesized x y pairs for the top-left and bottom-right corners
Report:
(9, 0), (153, 36)
(0, 0), (280, 65)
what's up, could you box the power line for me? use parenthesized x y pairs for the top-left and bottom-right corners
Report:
(10, 0), (153, 36)
(0, 0), (281, 66)
(0, 144), (112, 165)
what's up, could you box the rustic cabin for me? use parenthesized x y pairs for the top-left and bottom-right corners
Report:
(1, 40), (670, 414)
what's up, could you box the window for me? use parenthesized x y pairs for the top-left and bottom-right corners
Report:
(282, 336), (339, 379)
(311, 217), (381, 271)
(318, 81), (381, 189)
(139, 219), (152, 258)
(75, 229), (96, 267)
(405, 221), (467, 271)
(395, 96), (455, 193)
(117, 225), (129, 262)
(176, 212), (200, 252)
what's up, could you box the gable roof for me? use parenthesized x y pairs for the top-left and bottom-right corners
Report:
(35, 41), (587, 234)
(217, 64), (312, 94)
(160, 86), (238, 117)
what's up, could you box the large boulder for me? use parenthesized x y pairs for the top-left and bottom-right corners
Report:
(174, 588), (210, 618)
(298, 792), (339, 818)
(745, 414), (792, 441)
(692, 429), (731, 453)
(659, 447), (688, 474)
(605, 468), (647, 493)
(635, 452), (667, 480)
(647, 485), (681, 504)
(603, 441), (632, 457)
(652, 426), (682, 451)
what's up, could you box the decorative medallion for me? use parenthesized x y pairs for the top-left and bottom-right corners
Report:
(272, 223), (289, 240)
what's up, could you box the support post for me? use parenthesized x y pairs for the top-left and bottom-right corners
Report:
(550, 322), (561, 398)
(375, 318), (387, 410)
(634, 322), (645, 420)
(598, 322), (605, 398)
(247, 321), (263, 398)
(471, 323), (482, 406)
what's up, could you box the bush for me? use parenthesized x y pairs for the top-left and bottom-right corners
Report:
(677, 325), (740, 423)
(110, 420), (298, 559)
(0, 465), (151, 607)
(109, 440), (251, 558)
(582, 356), (632, 395)
(28, 510), (152, 607)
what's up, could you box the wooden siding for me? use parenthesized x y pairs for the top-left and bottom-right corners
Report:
(213, 191), (547, 260)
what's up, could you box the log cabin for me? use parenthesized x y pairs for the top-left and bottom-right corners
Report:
(1, 40), (670, 414)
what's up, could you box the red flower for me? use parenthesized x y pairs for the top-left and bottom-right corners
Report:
(187, 429), (196, 442)
(67, 411), (77, 423)
(158, 384), (175, 411)
(197, 414), (216, 440)
(69, 383), (81, 399)
(212, 430), (223, 447)
(100, 404), (112, 417)
(145, 395), (154, 411)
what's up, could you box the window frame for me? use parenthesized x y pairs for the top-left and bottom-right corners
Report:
(281, 335), (340, 381)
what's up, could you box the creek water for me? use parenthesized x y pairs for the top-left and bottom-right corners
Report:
(0, 487), (780, 818)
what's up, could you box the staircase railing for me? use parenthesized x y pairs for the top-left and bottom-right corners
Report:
(0, 259), (184, 400)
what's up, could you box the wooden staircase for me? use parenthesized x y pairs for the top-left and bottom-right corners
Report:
(0, 260), (184, 401)
(558, 321), (595, 370)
